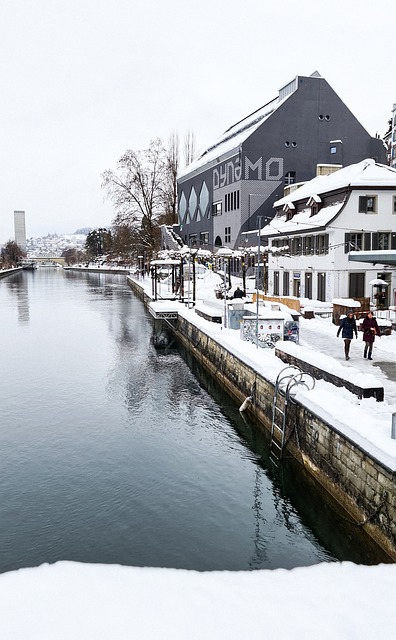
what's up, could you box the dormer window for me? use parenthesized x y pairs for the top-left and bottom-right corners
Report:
(283, 202), (295, 221)
(307, 195), (322, 217)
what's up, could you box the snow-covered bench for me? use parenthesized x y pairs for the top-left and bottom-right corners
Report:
(194, 302), (222, 324)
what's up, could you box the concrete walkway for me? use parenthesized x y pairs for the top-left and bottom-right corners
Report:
(299, 317), (396, 405)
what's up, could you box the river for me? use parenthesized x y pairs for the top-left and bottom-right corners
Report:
(0, 268), (387, 574)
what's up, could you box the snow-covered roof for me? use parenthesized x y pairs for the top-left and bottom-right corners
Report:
(274, 159), (396, 209)
(178, 83), (298, 180)
(261, 201), (345, 237)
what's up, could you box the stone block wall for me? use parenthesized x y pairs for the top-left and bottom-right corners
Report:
(126, 278), (396, 559)
(176, 314), (396, 560)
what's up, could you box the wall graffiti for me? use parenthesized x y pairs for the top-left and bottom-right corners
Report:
(213, 155), (284, 189)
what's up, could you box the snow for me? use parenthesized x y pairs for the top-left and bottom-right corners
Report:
(150, 269), (396, 470)
(277, 340), (382, 389)
(274, 159), (396, 208)
(332, 297), (361, 308)
(260, 201), (344, 236)
(178, 94), (291, 180)
(0, 560), (395, 639)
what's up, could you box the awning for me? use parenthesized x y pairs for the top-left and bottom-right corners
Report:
(348, 251), (396, 266)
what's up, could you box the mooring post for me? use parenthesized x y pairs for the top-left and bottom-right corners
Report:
(392, 412), (396, 440)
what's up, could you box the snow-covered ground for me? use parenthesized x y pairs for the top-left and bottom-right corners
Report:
(0, 561), (394, 639)
(2, 267), (393, 638)
(156, 268), (396, 470)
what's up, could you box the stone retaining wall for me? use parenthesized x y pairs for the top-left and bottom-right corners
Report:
(0, 268), (22, 279)
(127, 277), (396, 560)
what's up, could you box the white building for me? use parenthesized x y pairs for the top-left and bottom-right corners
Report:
(261, 159), (396, 306)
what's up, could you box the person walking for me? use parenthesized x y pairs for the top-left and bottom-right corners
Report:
(337, 309), (358, 360)
(233, 286), (244, 299)
(361, 310), (381, 360)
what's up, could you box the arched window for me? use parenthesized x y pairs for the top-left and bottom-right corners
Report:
(214, 235), (222, 247)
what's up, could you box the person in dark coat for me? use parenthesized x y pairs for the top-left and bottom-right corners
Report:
(361, 310), (381, 360)
(336, 309), (358, 360)
(233, 286), (244, 299)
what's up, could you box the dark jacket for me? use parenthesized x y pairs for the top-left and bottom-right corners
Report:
(233, 288), (244, 299)
(361, 315), (380, 343)
(337, 316), (358, 339)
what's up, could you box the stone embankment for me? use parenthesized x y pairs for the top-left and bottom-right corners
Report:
(0, 267), (23, 279)
(63, 266), (131, 275)
(127, 276), (396, 561)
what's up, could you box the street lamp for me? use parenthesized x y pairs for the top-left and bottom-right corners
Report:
(255, 216), (262, 348)
(217, 247), (233, 328)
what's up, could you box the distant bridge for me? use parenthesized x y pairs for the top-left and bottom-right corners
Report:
(27, 256), (66, 266)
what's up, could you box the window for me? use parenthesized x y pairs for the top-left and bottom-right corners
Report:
(316, 234), (329, 255)
(189, 234), (197, 247)
(290, 237), (303, 256)
(330, 146), (337, 154)
(200, 232), (209, 246)
(283, 271), (290, 296)
(285, 171), (296, 185)
(212, 201), (222, 216)
(359, 195), (377, 214)
(350, 233), (363, 251)
(225, 190), (240, 212)
(393, 196), (396, 214)
(225, 226), (231, 243)
(317, 273), (326, 302)
(378, 232), (390, 250)
(303, 236), (314, 255)
(273, 271), (280, 296)
(349, 273), (365, 298)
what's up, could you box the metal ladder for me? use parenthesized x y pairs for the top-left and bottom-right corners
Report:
(270, 365), (315, 464)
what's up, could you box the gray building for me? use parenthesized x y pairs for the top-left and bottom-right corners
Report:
(14, 210), (26, 249)
(177, 72), (386, 251)
(385, 103), (396, 169)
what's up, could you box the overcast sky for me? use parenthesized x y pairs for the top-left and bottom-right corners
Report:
(0, 0), (393, 241)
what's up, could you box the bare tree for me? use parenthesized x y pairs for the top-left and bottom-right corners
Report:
(160, 131), (179, 225)
(183, 130), (196, 168)
(109, 224), (138, 262)
(1, 240), (26, 267)
(102, 138), (167, 253)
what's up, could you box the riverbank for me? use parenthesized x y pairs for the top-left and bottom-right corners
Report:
(63, 265), (132, 275)
(0, 267), (22, 279)
(127, 274), (396, 560)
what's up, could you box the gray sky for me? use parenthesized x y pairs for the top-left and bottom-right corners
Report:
(0, 0), (393, 241)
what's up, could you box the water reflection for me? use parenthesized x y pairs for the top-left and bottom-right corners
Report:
(5, 271), (30, 323)
(179, 345), (390, 566)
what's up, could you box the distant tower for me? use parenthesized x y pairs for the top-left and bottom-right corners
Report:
(14, 210), (26, 249)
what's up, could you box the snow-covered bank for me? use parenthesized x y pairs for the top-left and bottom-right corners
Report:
(0, 267), (23, 278)
(132, 271), (396, 468)
(0, 561), (394, 639)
